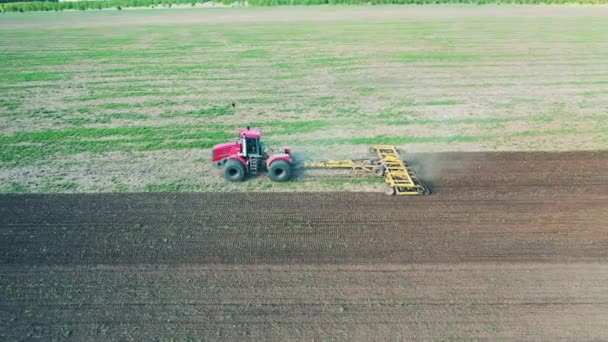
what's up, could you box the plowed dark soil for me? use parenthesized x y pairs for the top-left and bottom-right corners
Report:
(1, 151), (607, 341)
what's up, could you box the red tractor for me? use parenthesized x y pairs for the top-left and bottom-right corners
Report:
(211, 127), (293, 182)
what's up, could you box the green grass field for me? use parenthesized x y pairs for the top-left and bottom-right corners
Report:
(1, 7), (607, 192)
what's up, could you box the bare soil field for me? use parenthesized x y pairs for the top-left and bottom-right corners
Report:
(1, 151), (607, 340)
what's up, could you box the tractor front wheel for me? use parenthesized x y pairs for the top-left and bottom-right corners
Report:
(224, 159), (247, 182)
(268, 160), (292, 182)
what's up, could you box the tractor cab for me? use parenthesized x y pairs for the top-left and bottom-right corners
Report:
(238, 127), (264, 157)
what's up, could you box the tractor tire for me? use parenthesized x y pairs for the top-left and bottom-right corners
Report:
(224, 159), (247, 182)
(268, 159), (292, 182)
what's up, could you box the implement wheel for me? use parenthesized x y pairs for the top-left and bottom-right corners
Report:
(385, 187), (396, 196)
(268, 160), (292, 182)
(224, 159), (246, 182)
(372, 165), (385, 177)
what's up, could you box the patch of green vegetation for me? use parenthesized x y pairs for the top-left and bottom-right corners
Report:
(9, 108), (63, 120)
(258, 182), (274, 190)
(39, 180), (78, 192)
(395, 52), (479, 63)
(305, 134), (490, 146)
(95, 116), (112, 124)
(0, 99), (21, 111)
(72, 89), (183, 102)
(109, 112), (148, 121)
(0, 52), (75, 68)
(376, 109), (418, 120)
(578, 100), (591, 109)
(357, 87), (376, 96)
(114, 183), (129, 192)
(67, 118), (93, 126)
(273, 73), (307, 80)
(237, 98), (278, 105)
(0, 182), (27, 193)
(545, 80), (608, 86)
(2, 71), (62, 83)
(513, 128), (579, 137)
(161, 105), (235, 118)
(76, 107), (92, 114)
(309, 96), (336, 108)
(386, 114), (554, 127)
(584, 114), (608, 123)
(333, 66), (363, 74)
(421, 99), (460, 106)
(274, 62), (293, 69)
(0, 118), (358, 166)
(532, 114), (554, 123)
(67, 115), (116, 125)
(256, 88), (275, 95)
(237, 49), (269, 59)
(309, 56), (355, 67)
(267, 120), (332, 135)
(581, 90), (608, 97)
(98, 103), (135, 110)
(143, 99), (180, 107)
(0, 125), (234, 166)
(335, 107), (361, 117)
(382, 99), (459, 108)
(493, 98), (545, 112)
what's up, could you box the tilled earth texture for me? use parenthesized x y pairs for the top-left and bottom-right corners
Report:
(1, 151), (607, 340)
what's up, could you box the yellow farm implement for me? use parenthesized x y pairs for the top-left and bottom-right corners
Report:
(304, 145), (430, 196)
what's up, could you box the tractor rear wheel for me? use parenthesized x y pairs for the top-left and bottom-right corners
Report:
(224, 159), (247, 182)
(268, 159), (292, 182)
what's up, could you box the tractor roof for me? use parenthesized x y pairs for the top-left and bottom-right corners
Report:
(239, 128), (261, 139)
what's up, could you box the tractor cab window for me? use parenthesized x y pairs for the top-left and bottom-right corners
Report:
(246, 138), (259, 155)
